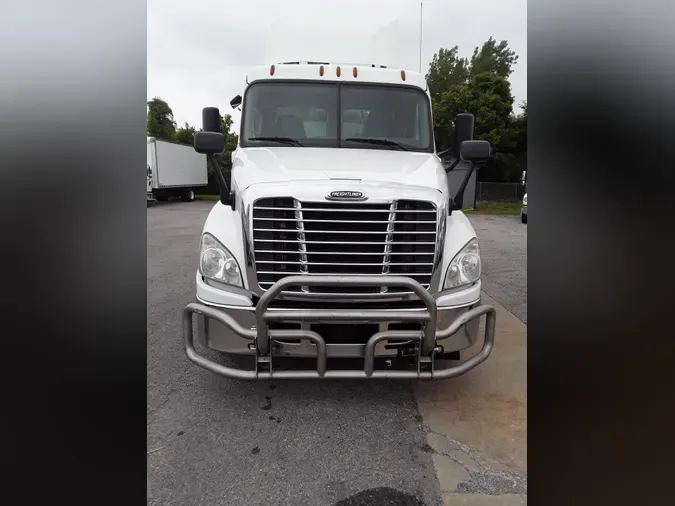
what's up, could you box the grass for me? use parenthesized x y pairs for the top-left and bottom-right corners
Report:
(465, 200), (522, 215)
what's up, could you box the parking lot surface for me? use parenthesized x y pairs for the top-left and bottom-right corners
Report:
(469, 214), (527, 324)
(147, 201), (527, 505)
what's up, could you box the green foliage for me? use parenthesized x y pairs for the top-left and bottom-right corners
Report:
(220, 114), (233, 136)
(174, 122), (196, 145)
(147, 97), (176, 140)
(427, 38), (526, 182)
(426, 46), (470, 102)
(470, 37), (519, 78)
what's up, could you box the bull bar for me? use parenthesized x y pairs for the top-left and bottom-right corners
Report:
(182, 275), (496, 380)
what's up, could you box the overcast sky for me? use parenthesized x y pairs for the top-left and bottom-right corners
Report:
(148, 0), (526, 130)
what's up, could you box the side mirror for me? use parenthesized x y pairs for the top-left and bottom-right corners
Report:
(459, 140), (491, 163)
(194, 132), (225, 154)
(194, 107), (225, 155)
(451, 113), (475, 159)
(449, 139), (491, 213)
(194, 107), (232, 207)
(230, 95), (242, 109)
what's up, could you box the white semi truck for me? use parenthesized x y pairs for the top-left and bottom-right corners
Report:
(147, 137), (208, 202)
(182, 62), (497, 380)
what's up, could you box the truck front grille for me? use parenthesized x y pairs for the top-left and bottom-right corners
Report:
(252, 197), (438, 296)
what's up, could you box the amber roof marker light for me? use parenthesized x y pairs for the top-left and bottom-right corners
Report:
(336, 65), (341, 77)
(270, 64), (275, 76)
(401, 70), (406, 81)
(353, 66), (358, 78)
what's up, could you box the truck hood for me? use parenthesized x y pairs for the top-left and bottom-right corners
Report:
(232, 147), (448, 194)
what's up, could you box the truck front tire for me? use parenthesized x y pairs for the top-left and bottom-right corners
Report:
(182, 189), (196, 202)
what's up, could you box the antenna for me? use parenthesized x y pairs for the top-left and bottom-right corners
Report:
(419, 2), (423, 73)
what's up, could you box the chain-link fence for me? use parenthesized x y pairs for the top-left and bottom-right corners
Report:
(476, 182), (525, 201)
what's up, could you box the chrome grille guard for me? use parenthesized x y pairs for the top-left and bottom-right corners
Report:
(183, 275), (496, 380)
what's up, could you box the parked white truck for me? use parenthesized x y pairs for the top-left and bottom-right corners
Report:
(182, 62), (497, 380)
(147, 137), (208, 202)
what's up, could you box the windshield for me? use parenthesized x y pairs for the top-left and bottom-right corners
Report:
(240, 81), (433, 152)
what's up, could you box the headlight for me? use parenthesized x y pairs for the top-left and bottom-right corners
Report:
(444, 238), (481, 290)
(523, 194), (527, 205)
(199, 233), (243, 287)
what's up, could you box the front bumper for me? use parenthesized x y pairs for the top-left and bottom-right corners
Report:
(183, 275), (496, 380)
(521, 205), (527, 216)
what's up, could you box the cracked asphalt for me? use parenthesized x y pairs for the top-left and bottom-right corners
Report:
(147, 201), (527, 505)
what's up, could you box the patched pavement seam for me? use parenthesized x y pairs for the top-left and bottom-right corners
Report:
(424, 428), (527, 495)
(414, 291), (527, 502)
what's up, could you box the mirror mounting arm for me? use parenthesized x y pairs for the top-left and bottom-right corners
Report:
(208, 154), (234, 208)
(449, 161), (477, 214)
(445, 158), (461, 173)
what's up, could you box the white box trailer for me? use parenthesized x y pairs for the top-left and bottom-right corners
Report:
(147, 137), (208, 202)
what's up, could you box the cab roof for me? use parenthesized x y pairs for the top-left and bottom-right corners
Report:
(246, 62), (427, 91)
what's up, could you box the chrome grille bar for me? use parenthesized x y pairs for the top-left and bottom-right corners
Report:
(294, 199), (309, 292)
(255, 207), (436, 213)
(381, 201), (397, 293)
(256, 271), (435, 275)
(254, 239), (436, 245)
(254, 250), (434, 256)
(254, 217), (435, 224)
(253, 229), (436, 234)
(255, 261), (434, 266)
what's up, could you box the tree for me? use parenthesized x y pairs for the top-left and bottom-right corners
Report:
(225, 131), (239, 154)
(219, 114), (233, 137)
(433, 72), (514, 159)
(147, 97), (176, 140)
(470, 37), (518, 79)
(174, 122), (196, 145)
(427, 38), (524, 182)
(425, 46), (470, 101)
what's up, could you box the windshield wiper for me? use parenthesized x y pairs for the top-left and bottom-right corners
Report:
(344, 138), (409, 151)
(248, 136), (303, 146)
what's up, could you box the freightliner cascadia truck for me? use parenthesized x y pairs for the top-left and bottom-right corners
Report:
(182, 61), (496, 380)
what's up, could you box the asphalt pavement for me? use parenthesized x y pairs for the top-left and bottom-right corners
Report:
(468, 214), (527, 324)
(147, 200), (527, 506)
